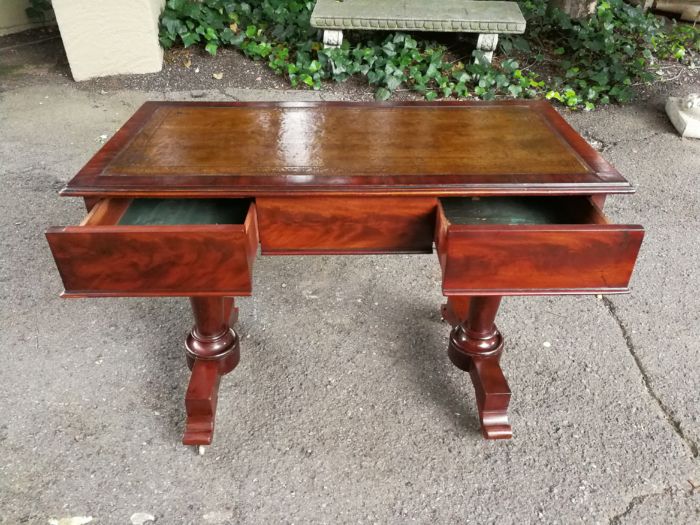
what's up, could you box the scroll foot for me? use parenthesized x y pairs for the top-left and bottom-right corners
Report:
(183, 359), (221, 446)
(471, 358), (512, 439)
(182, 297), (241, 447)
(449, 342), (512, 439)
(447, 296), (512, 439)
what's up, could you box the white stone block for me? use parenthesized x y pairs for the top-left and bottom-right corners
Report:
(666, 95), (700, 139)
(52, 0), (165, 81)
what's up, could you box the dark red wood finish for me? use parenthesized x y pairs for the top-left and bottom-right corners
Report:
(446, 296), (512, 439)
(60, 100), (632, 199)
(256, 196), (436, 254)
(183, 297), (240, 446)
(435, 198), (644, 295)
(441, 297), (472, 326)
(45, 101), (645, 446)
(46, 199), (258, 297)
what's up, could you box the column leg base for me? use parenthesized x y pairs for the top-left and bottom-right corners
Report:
(448, 334), (512, 440)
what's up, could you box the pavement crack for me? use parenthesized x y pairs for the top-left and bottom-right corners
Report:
(608, 488), (672, 525)
(219, 88), (239, 101)
(584, 131), (663, 153)
(603, 297), (699, 458)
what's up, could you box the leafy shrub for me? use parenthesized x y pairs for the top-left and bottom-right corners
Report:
(507, 0), (700, 108)
(159, 0), (697, 108)
(28, 0), (697, 108)
(159, 0), (545, 101)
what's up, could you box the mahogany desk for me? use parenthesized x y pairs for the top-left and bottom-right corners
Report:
(46, 101), (644, 450)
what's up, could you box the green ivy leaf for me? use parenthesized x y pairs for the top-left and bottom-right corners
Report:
(386, 75), (402, 91)
(375, 87), (391, 101)
(205, 42), (218, 55)
(508, 84), (523, 97)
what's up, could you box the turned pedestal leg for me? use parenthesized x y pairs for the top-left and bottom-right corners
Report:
(441, 297), (472, 327)
(223, 297), (239, 326)
(447, 296), (512, 439)
(183, 297), (240, 448)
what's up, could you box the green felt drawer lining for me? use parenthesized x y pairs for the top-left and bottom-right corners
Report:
(118, 199), (250, 226)
(441, 197), (589, 225)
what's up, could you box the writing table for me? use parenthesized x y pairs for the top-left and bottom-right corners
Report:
(46, 101), (644, 449)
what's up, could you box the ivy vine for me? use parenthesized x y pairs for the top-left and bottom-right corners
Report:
(159, 0), (698, 108)
(25, 0), (700, 109)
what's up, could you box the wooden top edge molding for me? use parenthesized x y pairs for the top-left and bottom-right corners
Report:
(62, 100), (631, 197)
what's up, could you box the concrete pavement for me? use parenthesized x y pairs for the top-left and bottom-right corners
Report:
(1, 39), (699, 524)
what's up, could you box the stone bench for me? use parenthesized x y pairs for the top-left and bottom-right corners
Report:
(310, 0), (526, 63)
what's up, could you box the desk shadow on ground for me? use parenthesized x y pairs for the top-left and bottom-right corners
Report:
(122, 287), (484, 444)
(121, 297), (195, 444)
(353, 281), (482, 438)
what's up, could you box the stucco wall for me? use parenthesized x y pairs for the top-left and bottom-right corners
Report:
(0, 0), (49, 36)
(52, 0), (165, 81)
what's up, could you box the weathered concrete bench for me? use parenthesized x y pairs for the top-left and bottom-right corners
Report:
(310, 0), (526, 63)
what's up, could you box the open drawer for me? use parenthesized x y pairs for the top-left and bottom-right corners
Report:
(435, 196), (644, 295)
(46, 198), (258, 297)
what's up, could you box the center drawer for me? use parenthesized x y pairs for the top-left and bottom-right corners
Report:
(46, 198), (258, 297)
(435, 196), (644, 295)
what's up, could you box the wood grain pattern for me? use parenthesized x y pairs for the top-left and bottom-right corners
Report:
(46, 200), (258, 297)
(441, 297), (472, 326)
(447, 296), (512, 439)
(184, 360), (222, 446)
(60, 100), (633, 198)
(183, 297), (241, 446)
(44, 101), (647, 446)
(436, 198), (644, 295)
(256, 196), (436, 254)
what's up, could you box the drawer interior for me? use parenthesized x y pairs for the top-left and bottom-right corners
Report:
(440, 196), (607, 226)
(84, 198), (252, 226)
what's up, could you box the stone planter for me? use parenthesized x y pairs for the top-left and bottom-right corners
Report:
(52, 0), (165, 81)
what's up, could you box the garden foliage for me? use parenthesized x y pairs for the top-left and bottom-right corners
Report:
(28, 0), (700, 108)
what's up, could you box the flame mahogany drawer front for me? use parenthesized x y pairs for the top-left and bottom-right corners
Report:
(46, 198), (258, 297)
(435, 196), (644, 295)
(256, 196), (436, 254)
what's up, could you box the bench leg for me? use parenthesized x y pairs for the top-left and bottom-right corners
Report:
(323, 30), (343, 48)
(447, 296), (512, 439)
(475, 33), (499, 64)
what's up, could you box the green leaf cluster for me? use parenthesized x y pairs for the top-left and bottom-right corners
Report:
(504, 0), (699, 107)
(155, 0), (698, 108)
(159, 0), (547, 102)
